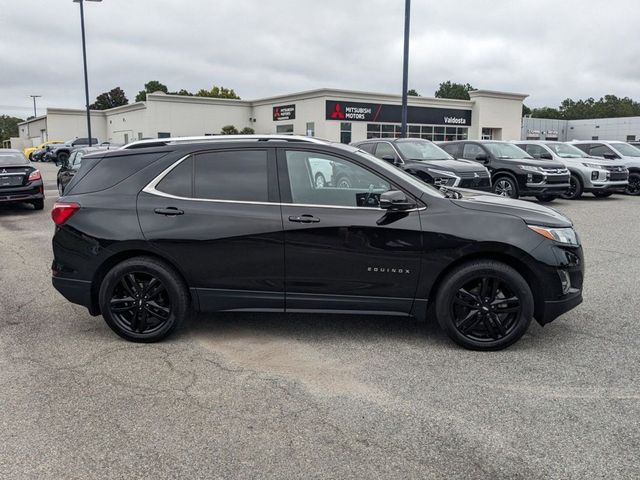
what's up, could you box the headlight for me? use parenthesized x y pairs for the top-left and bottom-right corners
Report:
(582, 163), (604, 169)
(520, 165), (543, 172)
(528, 225), (579, 245)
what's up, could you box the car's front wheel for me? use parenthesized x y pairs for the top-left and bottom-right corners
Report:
(435, 260), (534, 350)
(492, 176), (518, 199)
(98, 256), (190, 342)
(625, 173), (640, 196)
(560, 174), (583, 200)
(535, 195), (556, 203)
(592, 191), (613, 198)
(57, 152), (69, 164)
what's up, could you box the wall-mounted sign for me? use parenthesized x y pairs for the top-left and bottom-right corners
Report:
(273, 104), (296, 121)
(325, 100), (472, 126)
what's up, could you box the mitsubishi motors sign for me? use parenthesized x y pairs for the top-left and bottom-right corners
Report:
(273, 104), (296, 121)
(325, 100), (472, 126)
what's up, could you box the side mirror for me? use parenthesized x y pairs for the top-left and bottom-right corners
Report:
(540, 152), (553, 160)
(379, 190), (415, 211)
(381, 155), (398, 165)
(475, 153), (488, 162)
(603, 153), (619, 160)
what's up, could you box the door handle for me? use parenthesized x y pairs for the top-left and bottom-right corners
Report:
(154, 207), (184, 216)
(288, 214), (320, 224)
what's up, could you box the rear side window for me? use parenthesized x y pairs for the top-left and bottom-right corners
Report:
(194, 150), (268, 202)
(156, 157), (193, 197)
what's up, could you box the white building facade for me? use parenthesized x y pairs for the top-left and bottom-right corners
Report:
(522, 116), (640, 142)
(13, 88), (527, 149)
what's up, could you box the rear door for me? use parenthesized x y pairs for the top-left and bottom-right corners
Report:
(277, 148), (422, 314)
(137, 147), (285, 311)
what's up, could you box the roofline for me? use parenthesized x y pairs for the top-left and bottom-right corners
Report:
(17, 114), (47, 126)
(469, 89), (529, 101)
(121, 134), (328, 149)
(146, 93), (251, 106)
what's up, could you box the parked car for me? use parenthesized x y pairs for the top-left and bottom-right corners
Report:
(514, 141), (628, 199)
(438, 140), (570, 201)
(56, 146), (116, 195)
(351, 138), (492, 192)
(0, 149), (44, 210)
(571, 141), (640, 195)
(51, 135), (584, 351)
(628, 141), (640, 150)
(44, 138), (99, 164)
(23, 140), (63, 160)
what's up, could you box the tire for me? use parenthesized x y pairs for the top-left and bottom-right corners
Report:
(535, 195), (556, 203)
(435, 260), (534, 351)
(315, 173), (326, 188)
(492, 176), (519, 199)
(625, 172), (640, 196)
(31, 199), (44, 210)
(28, 153), (35, 161)
(336, 176), (352, 189)
(592, 191), (613, 198)
(560, 174), (583, 200)
(98, 256), (190, 342)
(57, 151), (69, 163)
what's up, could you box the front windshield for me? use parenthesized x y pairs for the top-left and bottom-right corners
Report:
(545, 142), (587, 158)
(395, 140), (452, 161)
(352, 148), (446, 198)
(484, 143), (533, 159)
(0, 152), (29, 166)
(612, 143), (640, 157)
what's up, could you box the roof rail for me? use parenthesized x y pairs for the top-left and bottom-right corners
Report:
(121, 134), (328, 149)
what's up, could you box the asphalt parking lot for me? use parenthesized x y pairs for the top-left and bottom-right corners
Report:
(1, 161), (638, 479)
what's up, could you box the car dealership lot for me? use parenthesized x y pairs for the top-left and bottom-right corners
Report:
(0, 162), (638, 479)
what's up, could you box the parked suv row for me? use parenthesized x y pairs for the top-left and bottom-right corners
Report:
(51, 135), (584, 351)
(438, 140), (571, 201)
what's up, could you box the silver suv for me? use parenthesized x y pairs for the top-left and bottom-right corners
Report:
(515, 141), (628, 199)
(571, 141), (640, 196)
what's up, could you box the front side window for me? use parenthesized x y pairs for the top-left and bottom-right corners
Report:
(523, 144), (546, 159)
(373, 142), (397, 160)
(285, 151), (390, 208)
(462, 143), (485, 160)
(589, 145), (615, 158)
(611, 143), (640, 157)
(395, 140), (452, 161)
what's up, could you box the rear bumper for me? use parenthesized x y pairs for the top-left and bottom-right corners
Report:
(0, 184), (44, 203)
(52, 276), (97, 314)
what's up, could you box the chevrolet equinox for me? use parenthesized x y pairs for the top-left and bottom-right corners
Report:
(51, 135), (584, 350)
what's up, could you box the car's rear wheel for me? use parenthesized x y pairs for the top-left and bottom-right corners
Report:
(592, 191), (613, 198)
(435, 260), (533, 350)
(625, 173), (640, 196)
(560, 174), (583, 200)
(98, 256), (190, 342)
(315, 173), (326, 188)
(535, 195), (556, 202)
(492, 176), (518, 199)
(336, 176), (352, 189)
(58, 151), (69, 163)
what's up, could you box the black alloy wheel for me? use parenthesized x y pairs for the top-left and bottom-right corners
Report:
(435, 260), (533, 350)
(535, 195), (556, 203)
(58, 151), (69, 163)
(560, 174), (583, 200)
(99, 257), (189, 342)
(493, 177), (518, 199)
(626, 173), (640, 196)
(592, 191), (613, 198)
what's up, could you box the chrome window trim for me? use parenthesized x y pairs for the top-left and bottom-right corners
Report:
(142, 154), (425, 212)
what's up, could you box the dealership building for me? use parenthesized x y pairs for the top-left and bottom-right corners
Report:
(12, 88), (528, 149)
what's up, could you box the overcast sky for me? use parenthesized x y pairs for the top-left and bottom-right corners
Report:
(1, 0), (639, 118)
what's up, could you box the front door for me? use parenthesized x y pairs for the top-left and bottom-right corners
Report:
(278, 148), (423, 314)
(137, 148), (285, 311)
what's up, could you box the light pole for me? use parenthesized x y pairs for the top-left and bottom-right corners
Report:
(400, 0), (411, 138)
(29, 95), (41, 117)
(73, 0), (102, 146)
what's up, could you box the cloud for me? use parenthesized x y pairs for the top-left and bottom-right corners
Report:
(1, 0), (639, 118)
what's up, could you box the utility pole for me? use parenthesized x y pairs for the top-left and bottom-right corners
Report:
(400, 0), (411, 137)
(29, 95), (42, 117)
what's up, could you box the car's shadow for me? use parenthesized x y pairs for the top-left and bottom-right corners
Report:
(0, 202), (40, 217)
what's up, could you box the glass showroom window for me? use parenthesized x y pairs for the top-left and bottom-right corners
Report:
(276, 124), (294, 135)
(367, 123), (468, 141)
(340, 122), (352, 144)
(481, 128), (493, 140)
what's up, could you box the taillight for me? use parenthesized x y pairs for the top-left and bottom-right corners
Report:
(28, 169), (42, 181)
(51, 202), (80, 226)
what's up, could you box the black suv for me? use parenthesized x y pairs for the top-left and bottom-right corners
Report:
(0, 149), (44, 210)
(51, 135), (584, 350)
(351, 138), (492, 192)
(439, 140), (571, 201)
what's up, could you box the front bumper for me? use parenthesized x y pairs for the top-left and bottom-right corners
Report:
(538, 289), (583, 325)
(585, 180), (628, 192)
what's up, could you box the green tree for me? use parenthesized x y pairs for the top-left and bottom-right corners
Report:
(407, 89), (420, 96)
(0, 115), (24, 143)
(170, 89), (193, 96)
(220, 125), (239, 135)
(135, 80), (169, 102)
(240, 127), (255, 134)
(89, 87), (128, 110)
(522, 104), (531, 116)
(435, 81), (475, 100)
(196, 86), (240, 99)
(530, 107), (563, 119)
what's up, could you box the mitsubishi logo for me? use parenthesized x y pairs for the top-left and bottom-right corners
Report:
(330, 103), (345, 119)
(473, 172), (479, 178)
(1, 169), (6, 174)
